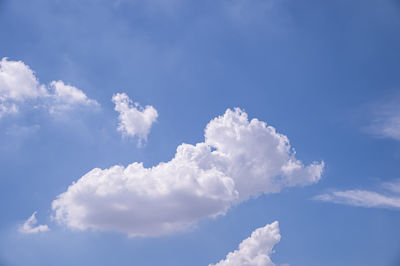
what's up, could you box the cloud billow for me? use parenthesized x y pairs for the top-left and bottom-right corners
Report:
(0, 58), (98, 118)
(112, 93), (158, 144)
(52, 108), (324, 237)
(209, 221), (281, 266)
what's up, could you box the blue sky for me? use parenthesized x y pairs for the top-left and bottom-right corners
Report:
(1, 0), (400, 265)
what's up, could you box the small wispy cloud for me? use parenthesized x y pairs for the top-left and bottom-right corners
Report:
(314, 179), (400, 210)
(367, 93), (400, 141)
(18, 212), (50, 234)
(0, 102), (18, 118)
(112, 93), (158, 145)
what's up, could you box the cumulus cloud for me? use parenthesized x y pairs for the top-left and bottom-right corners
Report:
(314, 179), (400, 209)
(48, 80), (99, 113)
(0, 58), (47, 102)
(112, 93), (158, 143)
(209, 221), (281, 266)
(0, 57), (98, 117)
(52, 108), (324, 237)
(18, 212), (50, 234)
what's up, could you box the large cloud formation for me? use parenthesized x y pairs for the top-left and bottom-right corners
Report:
(209, 221), (281, 266)
(112, 93), (158, 143)
(0, 57), (98, 117)
(52, 108), (324, 236)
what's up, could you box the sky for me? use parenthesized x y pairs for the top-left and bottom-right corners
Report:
(0, 0), (400, 265)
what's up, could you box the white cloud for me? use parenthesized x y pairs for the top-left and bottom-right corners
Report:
(112, 93), (158, 143)
(48, 80), (99, 113)
(0, 58), (47, 102)
(367, 95), (400, 140)
(52, 108), (324, 237)
(0, 102), (18, 118)
(0, 57), (98, 117)
(314, 179), (400, 209)
(18, 212), (50, 234)
(209, 221), (281, 266)
(382, 180), (400, 194)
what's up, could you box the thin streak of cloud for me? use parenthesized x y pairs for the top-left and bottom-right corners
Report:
(315, 179), (400, 210)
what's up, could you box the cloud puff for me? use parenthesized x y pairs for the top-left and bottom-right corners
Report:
(209, 221), (281, 266)
(0, 57), (98, 117)
(314, 179), (400, 209)
(0, 58), (47, 102)
(112, 93), (158, 144)
(18, 212), (50, 234)
(48, 80), (99, 113)
(52, 108), (324, 237)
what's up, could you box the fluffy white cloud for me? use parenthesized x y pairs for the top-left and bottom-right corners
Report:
(50, 80), (98, 112)
(315, 179), (400, 209)
(209, 221), (281, 266)
(18, 212), (50, 234)
(52, 108), (324, 236)
(0, 57), (98, 117)
(112, 93), (158, 143)
(0, 58), (47, 102)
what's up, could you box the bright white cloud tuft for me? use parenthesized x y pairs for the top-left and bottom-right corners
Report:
(48, 81), (99, 113)
(0, 58), (47, 102)
(0, 57), (98, 117)
(112, 93), (158, 143)
(315, 179), (400, 209)
(18, 212), (50, 234)
(209, 221), (281, 266)
(52, 108), (324, 237)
